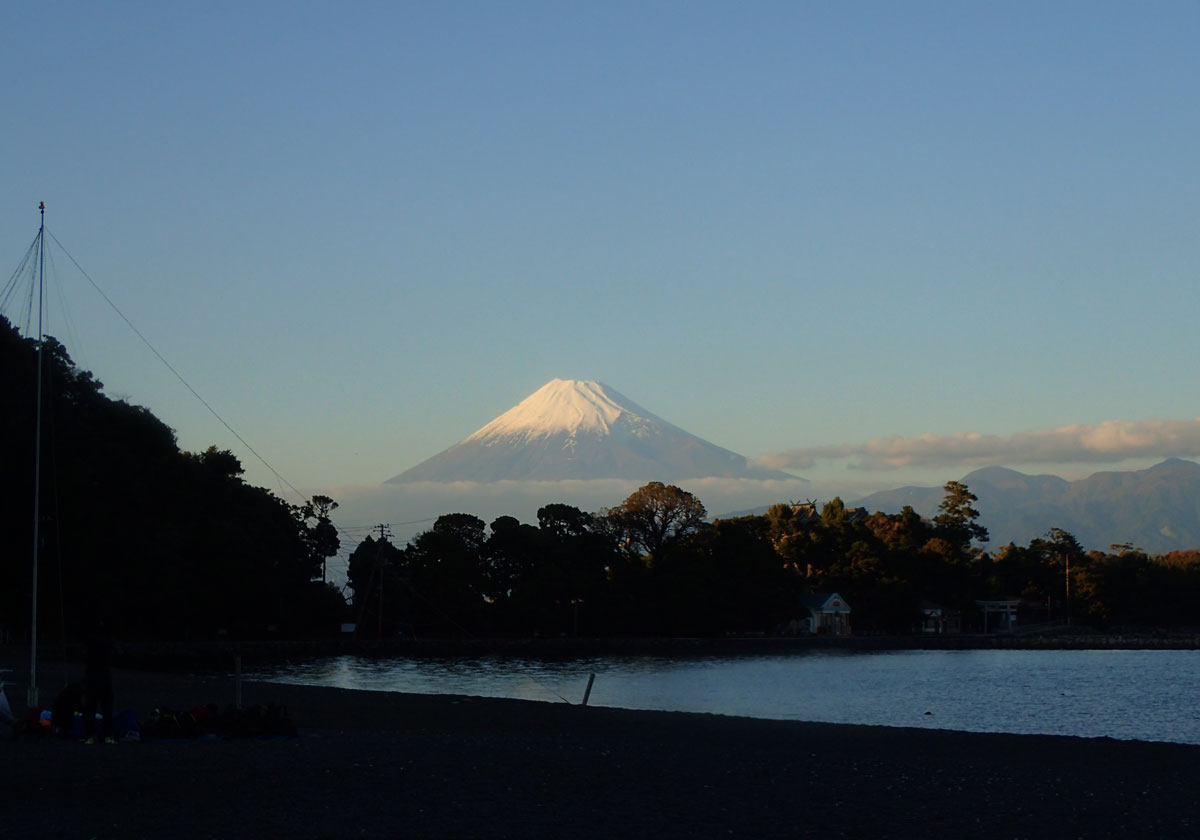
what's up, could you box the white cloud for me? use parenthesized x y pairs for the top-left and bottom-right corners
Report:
(324, 476), (812, 539)
(311, 476), (813, 588)
(758, 418), (1200, 472)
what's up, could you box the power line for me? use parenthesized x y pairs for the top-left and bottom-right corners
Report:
(17, 226), (446, 575)
(46, 229), (309, 504)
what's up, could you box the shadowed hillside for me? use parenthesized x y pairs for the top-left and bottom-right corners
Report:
(855, 459), (1200, 552)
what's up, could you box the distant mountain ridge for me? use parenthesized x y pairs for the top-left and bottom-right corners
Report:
(388, 378), (796, 483)
(852, 458), (1200, 553)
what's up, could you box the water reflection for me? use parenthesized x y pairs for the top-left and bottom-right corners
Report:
(249, 648), (1200, 744)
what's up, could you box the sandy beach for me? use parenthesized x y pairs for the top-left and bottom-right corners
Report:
(3, 655), (1199, 839)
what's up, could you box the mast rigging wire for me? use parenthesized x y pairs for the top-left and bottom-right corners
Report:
(12, 225), (449, 575)
(1, 230), (42, 335)
(45, 229), (307, 504)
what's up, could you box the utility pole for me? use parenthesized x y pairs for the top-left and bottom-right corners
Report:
(374, 524), (392, 641)
(1064, 552), (1071, 627)
(28, 202), (46, 708)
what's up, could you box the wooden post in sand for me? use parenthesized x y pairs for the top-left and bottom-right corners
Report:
(582, 673), (595, 706)
(234, 654), (243, 710)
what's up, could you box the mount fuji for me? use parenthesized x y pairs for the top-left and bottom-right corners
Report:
(387, 379), (796, 483)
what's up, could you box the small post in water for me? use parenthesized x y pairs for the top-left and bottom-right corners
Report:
(582, 673), (596, 706)
(234, 654), (243, 710)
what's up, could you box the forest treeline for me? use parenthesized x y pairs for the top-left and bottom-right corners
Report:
(5, 312), (1200, 642)
(347, 482), (1200, 637)
(1, 316), (344, 642)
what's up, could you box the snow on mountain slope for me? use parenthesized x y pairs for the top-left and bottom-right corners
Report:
(464, 379), (639, 439)
(388, 379), (796, 483)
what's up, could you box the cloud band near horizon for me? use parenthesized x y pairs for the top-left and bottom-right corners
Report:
(758, 418), (1200, 472)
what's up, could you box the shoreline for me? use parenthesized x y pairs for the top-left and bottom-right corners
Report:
(9, 629), (1200, 675)
(3, 662), (1199, 838)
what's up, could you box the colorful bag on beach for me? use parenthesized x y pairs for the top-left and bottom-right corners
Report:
(142, 709), (181, 739)
(113, 709), (140, 741)
(66, 712), (85, 738)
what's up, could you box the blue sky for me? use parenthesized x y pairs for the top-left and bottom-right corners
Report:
(4, 2), (1199, 534)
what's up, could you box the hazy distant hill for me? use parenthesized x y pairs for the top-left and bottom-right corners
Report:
(852, 458), (1200, 553)
(388, 378), (796, 483)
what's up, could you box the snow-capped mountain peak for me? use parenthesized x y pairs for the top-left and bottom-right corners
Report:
(387, 379), (796, 483)
(464, 379), (667, 442)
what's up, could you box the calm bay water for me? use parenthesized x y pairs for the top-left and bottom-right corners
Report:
(249, 648), (1200, 745)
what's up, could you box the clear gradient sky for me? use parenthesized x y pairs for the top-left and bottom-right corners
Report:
(4, 2), (1199, 527)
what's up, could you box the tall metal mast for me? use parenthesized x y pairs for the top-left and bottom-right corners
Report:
(29, 201), (45, 708)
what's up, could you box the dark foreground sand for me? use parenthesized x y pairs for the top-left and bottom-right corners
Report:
(3, 658), (1199, 839)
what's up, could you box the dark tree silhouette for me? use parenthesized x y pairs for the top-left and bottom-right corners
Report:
(933, 481), (989, 550)
(0, 315), (346, 642)
(299, 494), (341, 582)
(601, 481), (708, 560)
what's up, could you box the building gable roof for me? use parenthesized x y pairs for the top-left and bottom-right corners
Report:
(802, 592), (851, 613)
